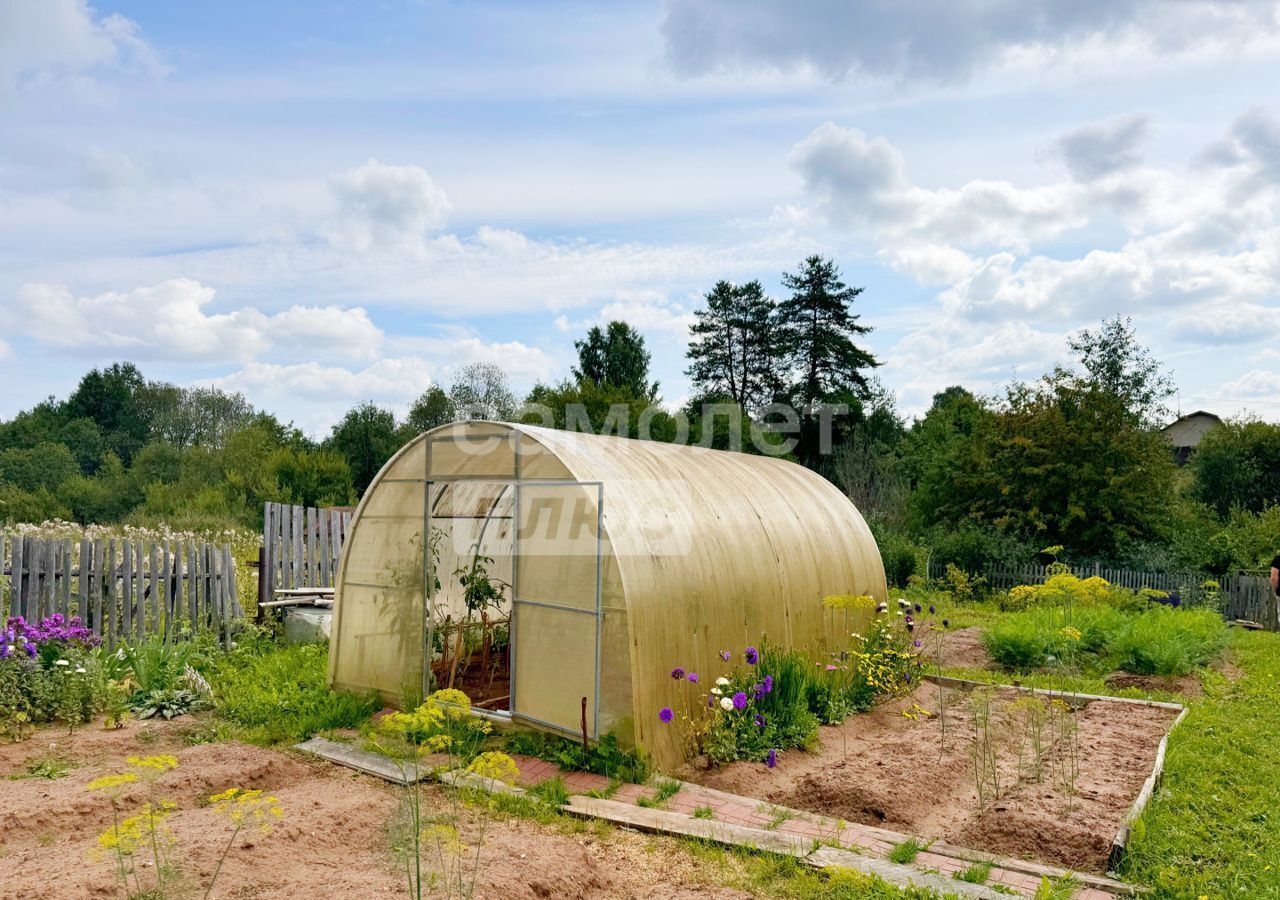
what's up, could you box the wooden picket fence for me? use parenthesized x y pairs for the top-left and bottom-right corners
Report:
(261, 502), (352, 592)
(1, 534), (241, 647)
(928, 560), (1277, 629)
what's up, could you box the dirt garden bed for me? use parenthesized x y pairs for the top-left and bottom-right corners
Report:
(691, 683), (1180, 874)
(0, 718), (746, 899)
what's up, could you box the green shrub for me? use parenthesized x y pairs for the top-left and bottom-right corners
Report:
(1112, 607), (1229, 676)
(754, 645), (820, 748)
(878, 531), (922, 587)
(981, 606), (1125, 670)
(208, 641), (379, 743)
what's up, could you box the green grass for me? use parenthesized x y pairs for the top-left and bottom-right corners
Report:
(1031, 875), (1078, 899)
(504, 728), (650, 783)
(636, 777), (681, 808)
(887, 837), (927, 864)
(1120, 629), (1280, 898)
(954, 861), (992, 884)
(527, 775), (571, 808)
(692, 805), (715, 820)
(206, 642), (380, 744)
(1111, 606), (1230, 675)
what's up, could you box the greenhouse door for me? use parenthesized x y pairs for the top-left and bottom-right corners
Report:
(510, 481), (603, 740)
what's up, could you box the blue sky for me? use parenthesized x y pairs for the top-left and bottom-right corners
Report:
(2, 0), (1280, 435)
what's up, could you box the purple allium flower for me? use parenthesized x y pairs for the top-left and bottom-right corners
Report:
(687, 672), (699, 684)
(904, 673), (912, 683)
(719, 650), (731, 662)
(670, 667), (685, 680)
(732, 691), (748, 710)
(744, 646), (759, 666)
(762, 675), (773, 694)
(929, 605), (936, 614)
(766, 749), (777, 769)
(0, 644), (8, 659)
(24, 642), (36, 658)
(904, 614), (913, 624)
(659, 707), (674, 723)
(942, 619), (949, 628)
(914, 604), (922, 613)
(754, 713), (765, 728)
(752, 682), (765, 699)
(913, 640), (922, 649)
(906, 623), (914, 633)
(707, 695), (714, 707)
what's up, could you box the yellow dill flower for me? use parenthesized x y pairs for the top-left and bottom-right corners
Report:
(466, 751), (519, 785)
(97, 802), (176, 855)
(209, 787), (283, 834)
(127, 754), (179, 773)
(87, 772), (138, 791)
(1060, 626), (1082, 642)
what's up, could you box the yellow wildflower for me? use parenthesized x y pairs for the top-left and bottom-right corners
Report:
(87, 772), (138, 792)
(466, 751), (520, 786)
(127, 754), (179, 773)
(1060, 626), (1082, 642)
(209, 788), (284, 834)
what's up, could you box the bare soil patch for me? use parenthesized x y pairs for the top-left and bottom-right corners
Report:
(694, 684), (1178, 873)
(0, 717), (746, 899)
(937, 626), (992, 669)
(1105, 671), (1203, 698)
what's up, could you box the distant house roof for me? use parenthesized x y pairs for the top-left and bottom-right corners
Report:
(1161, 410), (1223, 452)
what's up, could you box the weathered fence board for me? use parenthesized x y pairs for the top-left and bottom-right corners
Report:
(261, 502), (352, 593)
(1, 534), (241, 646)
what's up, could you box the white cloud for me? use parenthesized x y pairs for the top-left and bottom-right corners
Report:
(1168, 300), (1280, 343)
(0, 338), (10, 362)
(1049, 115), (1150, 182)
(790, 122), (1088, 249)
(661, 0), (1280, 84)
(1218, 368), (1280, 399)
(555, 291), (697, 339)
(0, 0), (162, 94)
(6, 279), (384, 362)
(326, 159), (452, 252)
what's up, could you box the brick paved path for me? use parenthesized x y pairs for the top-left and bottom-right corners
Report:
(505, 753), (1128, 900)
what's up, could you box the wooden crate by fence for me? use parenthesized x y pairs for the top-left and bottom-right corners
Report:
(1, 534), (241, 646)
(261, 502), (352, 593)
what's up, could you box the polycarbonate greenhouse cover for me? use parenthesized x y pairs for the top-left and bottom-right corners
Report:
(328, 421), (887, 769)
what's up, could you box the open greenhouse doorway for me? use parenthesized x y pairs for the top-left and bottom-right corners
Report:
(424, 476), (604, 739)
(425, 479), (515, 712)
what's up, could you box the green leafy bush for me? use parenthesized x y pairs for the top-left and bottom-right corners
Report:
(1112, 607), (1229, 675)
(208, 642), (379, 743)
(982, 606), (1125, 670)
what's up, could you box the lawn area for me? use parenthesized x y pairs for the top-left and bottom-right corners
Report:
(1121, 628), (1280, 898)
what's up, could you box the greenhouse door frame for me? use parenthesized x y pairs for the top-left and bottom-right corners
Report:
(421, 436), (603, 742)
(509, 479), (604, 741)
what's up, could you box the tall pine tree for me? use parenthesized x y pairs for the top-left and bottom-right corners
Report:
(778, 255), (878, 406)
(777, 255), (879, 466)
(685, 280), (785, 412)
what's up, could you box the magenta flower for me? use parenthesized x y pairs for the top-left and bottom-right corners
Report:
(762, 675), (773, 694)
(766, 749), (777, 769)
(824, 664), (837, 671)
(719, 650), (731, 662)
(659, 707), (674, 723)
(753, 713), (765, 728)
(687, 672), (699, 684)
(744, 646), (759, 665)
(732, 691), (748, 710)
(670, 667), (685, 680)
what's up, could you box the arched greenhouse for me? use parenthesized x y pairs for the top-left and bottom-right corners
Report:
(327, 421), (887, 769)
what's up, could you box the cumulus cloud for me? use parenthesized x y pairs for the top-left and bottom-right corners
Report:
(326, 159), (452, 252)
(0, 0), (162, 93)
(1168, 300), (1280, 344)
(1050, 115), (1150, 182)
(6, 279), (384, 362)
(555, 291), (697, 338)
(1218, 368), (1280, 399)
(790, 121), (1088, 249)
(661, 0), (1280, 84)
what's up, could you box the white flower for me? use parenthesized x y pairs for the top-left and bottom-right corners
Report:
(896, 611), (904, 617)
(710, 687), (722, 696)
(75, 667), (86, 674)
(719, 697), (734, 711)
(54, 659), (69, 666)
(715, 677), (730, 686)
(897, 598), (910, 608)
(5, 645), (12, 654)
